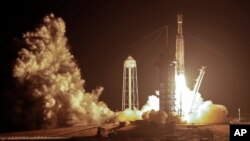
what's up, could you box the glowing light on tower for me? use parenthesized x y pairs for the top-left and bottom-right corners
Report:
(122, 56), (139, 110)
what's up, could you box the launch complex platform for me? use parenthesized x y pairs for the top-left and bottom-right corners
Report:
(0, 121), (230, 141)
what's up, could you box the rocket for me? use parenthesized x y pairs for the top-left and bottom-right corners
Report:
(175, 14), (185, 74)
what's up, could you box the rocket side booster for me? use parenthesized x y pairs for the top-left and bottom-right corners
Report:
(176, 14), (185, 74)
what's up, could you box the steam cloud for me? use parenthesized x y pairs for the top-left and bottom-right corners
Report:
(117, 91), (165, 123)
(117, 108), (142, 122)
(141, 91), (159, 112)
(187, 100), (228, 124)
(13, 14), (114, 129)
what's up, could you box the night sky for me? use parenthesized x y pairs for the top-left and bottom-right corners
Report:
(1, 0), (250, 131)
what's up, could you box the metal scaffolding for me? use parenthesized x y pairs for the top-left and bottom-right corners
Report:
(122, 56), (139, 110)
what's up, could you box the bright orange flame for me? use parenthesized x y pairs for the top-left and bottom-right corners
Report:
(175, 73), (196, 121)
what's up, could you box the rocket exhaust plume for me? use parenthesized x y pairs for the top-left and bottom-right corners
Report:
(171, 14), (228, 124)
(13, 14), (114, 129)
(175, 73), (228, 124)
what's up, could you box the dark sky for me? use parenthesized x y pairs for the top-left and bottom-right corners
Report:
(1, 0), (250, 122)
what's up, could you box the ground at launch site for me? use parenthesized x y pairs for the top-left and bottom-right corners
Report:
(0, 121), (230, 141)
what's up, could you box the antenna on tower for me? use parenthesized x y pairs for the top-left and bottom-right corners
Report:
(122, 56), (139, 110)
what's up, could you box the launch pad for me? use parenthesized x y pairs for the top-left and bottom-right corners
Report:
(0, 122), (229, 141)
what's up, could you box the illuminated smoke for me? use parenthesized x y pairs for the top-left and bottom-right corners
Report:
(187, 101), (228, 124)
(117, 108), (142, 122)
(141, 91), (159, 112)
(117, 91), (160, 122)
(13, 14), (114, 129)
(175, 73), (228, 124)
(142, 110), (168, 124)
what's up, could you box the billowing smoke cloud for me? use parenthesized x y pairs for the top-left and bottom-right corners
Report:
(13, 14), (114, 129)
(141, 91), (159, 112)
(175, 74), (228, 124)
(142, 110), (168, 124)
(187, 101), (228, 124)
(117, 108), (142, 122)
(141, 91), (168, 124)
(117, 91), (163, 123)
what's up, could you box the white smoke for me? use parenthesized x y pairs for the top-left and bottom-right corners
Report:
(139, 82), (227, 124)
(13, 14), (114, 129)
(141, 91), (159, 112)
(187, 100), (228, 124)
(117, 91), (162, 123)
(117, 108), (142, 122)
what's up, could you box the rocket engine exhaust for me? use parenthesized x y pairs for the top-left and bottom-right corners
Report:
(169, 14), (228, 124)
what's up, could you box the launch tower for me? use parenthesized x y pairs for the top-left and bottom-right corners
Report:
(159, 14), (185, 119)
(159, 55), (176, 116)
(122, 56), (139, 110)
